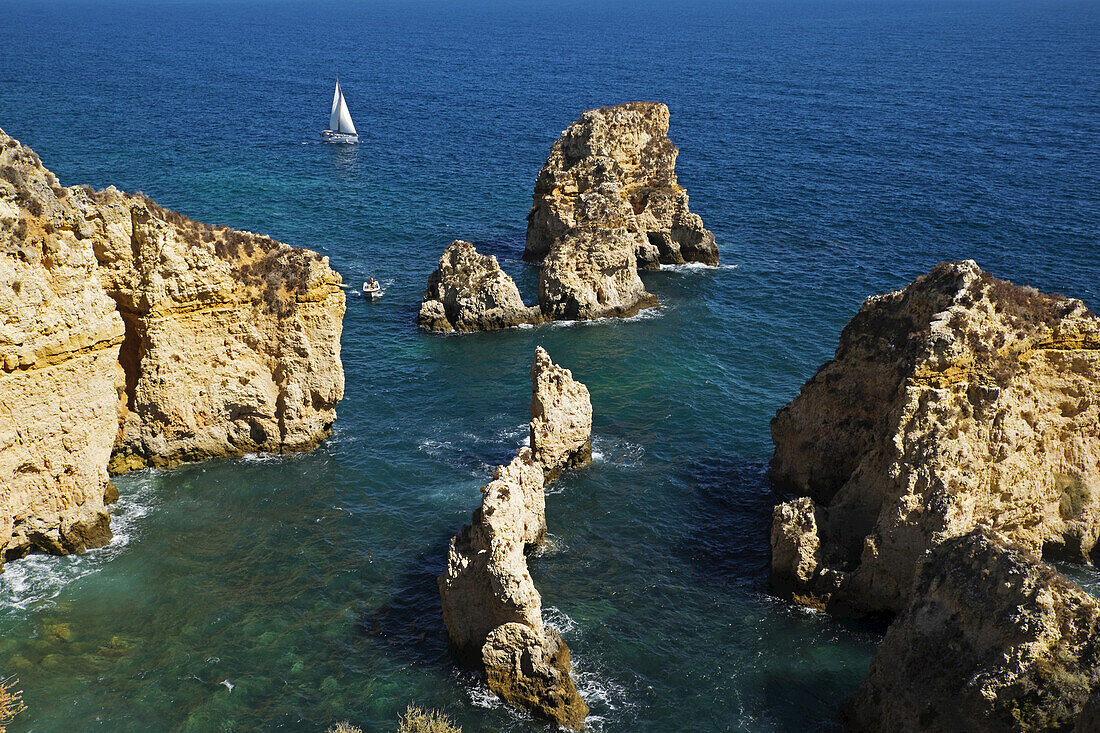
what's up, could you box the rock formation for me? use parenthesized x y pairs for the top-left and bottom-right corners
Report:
(529, 346), (592, 480)
(419, 102), (717, 331)
(525, 102), (717, 269)
(769, 260), (1100, 616)
(0, 127), (344, 568)
(417, 240), (542, 332)
(439, 348), (591, 729)
(538, 219), (657, 321)
(1, 134), (123, 562)
(840, 528), (1100, 732)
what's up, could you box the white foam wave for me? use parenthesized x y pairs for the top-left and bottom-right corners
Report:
(0, 474), (158, 613)
(657, 262), (739, 272)
(543, 605), (576, 634)
(548, 306), (664, 329)
(589, 435), (645, 468)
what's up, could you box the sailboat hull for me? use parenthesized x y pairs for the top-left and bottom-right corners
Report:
(321, 129), (358, 144)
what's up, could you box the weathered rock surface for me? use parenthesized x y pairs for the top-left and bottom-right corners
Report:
(417, 240), (542, 332)
(538, 219), (657, 321)
(418, 102), (717, 332)
(0, 127), (345, 567)
(840, 528), (1100, 732)
(525, 102), (717, 269)
(1, 133), (122, 564)
(769, 261), (1100, 616)
(439, 348), (590, 729)
(439, 448), (548, 665)
(483, 622), (587, 731)
(530, 346), (592, 480)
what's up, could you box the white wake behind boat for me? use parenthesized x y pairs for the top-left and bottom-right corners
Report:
(362, 280), (383, 300)
(322, 80), (358, 143)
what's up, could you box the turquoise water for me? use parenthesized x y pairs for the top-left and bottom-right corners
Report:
(1, 0), (1098, 730)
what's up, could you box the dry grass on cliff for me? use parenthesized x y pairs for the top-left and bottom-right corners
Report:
(0, 677), (27, 732)
(326, 723), (363, 733)
(397, 706), (461, 733)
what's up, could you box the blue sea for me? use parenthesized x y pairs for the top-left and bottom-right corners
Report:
(1, 0), (1098, 730)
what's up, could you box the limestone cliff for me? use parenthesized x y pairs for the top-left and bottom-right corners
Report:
(770, 261), (1100, 616)
(438, 348), (590, 729)
(1, 133), (122, 564)
(840, 528), (1100, 732)
(0, 127), (345, 566)
(417, 240), (542, 332)
(525, 102), (717, 269)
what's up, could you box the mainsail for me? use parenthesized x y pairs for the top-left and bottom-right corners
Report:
(328, 81), (357, 135)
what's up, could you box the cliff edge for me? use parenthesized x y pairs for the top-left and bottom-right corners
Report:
(769, 261), (1100, 616)
(0, 128), (345, 568)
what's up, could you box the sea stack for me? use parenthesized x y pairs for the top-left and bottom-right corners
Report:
(525, 102), (717, 269)
(418, 102), (717, 332)
(438, 347), (591, 729)
(768, 261), (1100, 616)
(416, 239), (542, 332)
(0, 128), (345, 568)
(840, 528), (1100, 732)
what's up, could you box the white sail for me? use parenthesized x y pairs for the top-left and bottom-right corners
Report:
(329, 81), (342, 131)
(335, 90), (356, 135)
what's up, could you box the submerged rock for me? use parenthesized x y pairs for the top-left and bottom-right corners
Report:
(769, 260), (1100, 615)
(530, 346), (592, 480)
(841, 528), (1100, 732)
(438, 348), (590, 729)
(417, 240), (542, 332)
(525, 102), (717, 269)
(0, 127), (345, 567)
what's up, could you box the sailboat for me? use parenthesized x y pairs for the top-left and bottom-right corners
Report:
(322, 80), (358, 143)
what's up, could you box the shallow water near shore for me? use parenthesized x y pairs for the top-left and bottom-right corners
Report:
(1, 0), (1098, 730)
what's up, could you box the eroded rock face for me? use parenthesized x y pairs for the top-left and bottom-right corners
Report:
(769, 261), (1100, 615)
(417, 240), (542, 333)
(840, 528), (1100, 732)
(438, 348), (590, 729)
(439, 448), (547, 665)
(538, 221), (657, 321)
(483, 623), (588, 731)
(0, 133), (122, 564)
(530, 346), (592, 480)
(525, 102), (717, 269)
(0, 127), (345, 565)
(92, 191), (346, 472)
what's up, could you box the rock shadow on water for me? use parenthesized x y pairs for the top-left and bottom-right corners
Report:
(358, 541), (453, 668)
(673, 454), (775, 591)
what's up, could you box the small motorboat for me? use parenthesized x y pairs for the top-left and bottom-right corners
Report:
(362, 279), (383, 300)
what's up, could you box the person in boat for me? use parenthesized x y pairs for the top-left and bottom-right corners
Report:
(367, 277), (376, 289)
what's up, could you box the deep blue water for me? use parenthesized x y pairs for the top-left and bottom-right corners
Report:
(1, 0), (1098, 730)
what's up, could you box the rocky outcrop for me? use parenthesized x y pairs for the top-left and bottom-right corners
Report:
(769, 261), (1100, 616)
(525, 102), (717, 269)
(439, 348), (590, 729)
(529, 346), (592, 480)
(0, 127), (344, 567)
(419, 102), (717, 332)
(1, 134), (122, 563)
(417, 240), (542, 333)
(538, 220), (657, 321)
(840, 528), (1100, 732)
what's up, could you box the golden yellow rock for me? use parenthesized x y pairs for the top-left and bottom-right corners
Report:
(770, 261), (1100, 615)
(0, 127), (345, 568)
